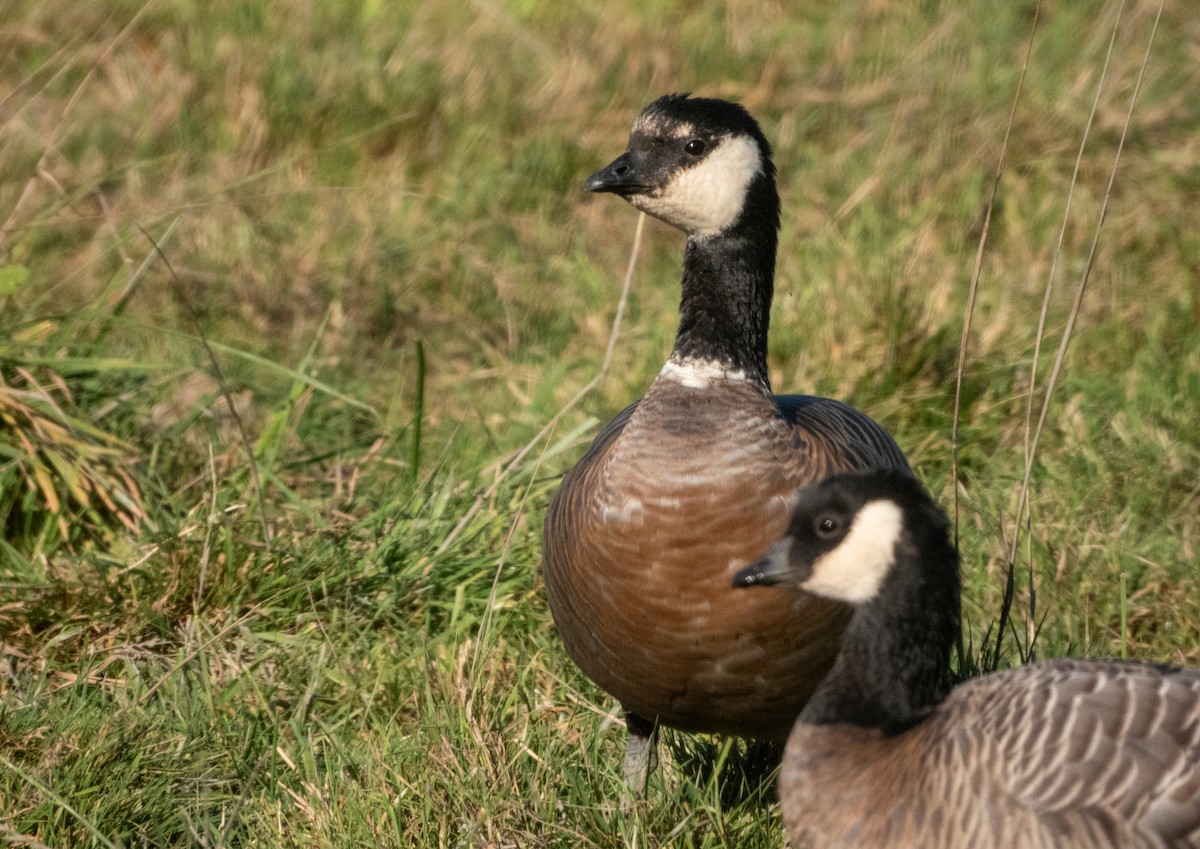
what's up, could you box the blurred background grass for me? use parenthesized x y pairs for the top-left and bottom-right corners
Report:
(1, 0), (1197, 846)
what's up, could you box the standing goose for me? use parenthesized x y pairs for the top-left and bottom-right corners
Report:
(734, 469), (1200, 849)
(542, 94), (911, 788)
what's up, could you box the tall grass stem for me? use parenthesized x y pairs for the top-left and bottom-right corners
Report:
(435, 212), (646, 555)
(951, 0), (1040, 547)
(412, 339), (426, 487)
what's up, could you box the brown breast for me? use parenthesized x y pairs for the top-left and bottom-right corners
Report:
(543, 375), (907, 738)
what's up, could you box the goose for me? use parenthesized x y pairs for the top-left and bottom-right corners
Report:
(541, 93), (911, 789)
(733, 469), (1200, 849)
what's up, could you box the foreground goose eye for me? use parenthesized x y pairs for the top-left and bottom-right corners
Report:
(815, 515), (840, 539)
(684, 138), (706, 156)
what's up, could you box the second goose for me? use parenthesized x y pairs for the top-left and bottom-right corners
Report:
(735, 470), (1200, 849)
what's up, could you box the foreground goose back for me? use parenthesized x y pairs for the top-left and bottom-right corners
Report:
(735, 470), (1200, 848)
(542, 94), (910, 786)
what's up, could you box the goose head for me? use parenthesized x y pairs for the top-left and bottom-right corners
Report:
(586, 93), (779, 239)
(734, 471), (951, 607)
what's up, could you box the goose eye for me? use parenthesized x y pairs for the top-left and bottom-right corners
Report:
(815, 515), (840, 538)
(684, 138), (706, 156)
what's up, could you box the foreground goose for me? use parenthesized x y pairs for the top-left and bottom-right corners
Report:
(542, 94), (910, 788)
(734, 470), (1200, 849)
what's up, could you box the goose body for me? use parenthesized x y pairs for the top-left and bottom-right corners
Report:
(542, 94), (910, 785)
(734, 471), (1200, 849)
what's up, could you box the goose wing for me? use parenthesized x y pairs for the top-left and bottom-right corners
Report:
(947, 659), (1200, 846)
(776, 395), (910, 479)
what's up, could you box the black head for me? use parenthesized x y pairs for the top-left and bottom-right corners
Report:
(741, 471), (962, 732)
(586, 93), (779, 237)
(733, 471), (952, 605)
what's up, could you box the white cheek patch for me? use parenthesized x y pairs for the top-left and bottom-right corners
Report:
(630, 134), (763, 236)
(802, 501), (903, 603)
(659, 357), (748, 388)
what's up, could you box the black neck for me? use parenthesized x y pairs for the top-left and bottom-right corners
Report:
(669, 176), (779, 385)
(801, 524), (961, 734)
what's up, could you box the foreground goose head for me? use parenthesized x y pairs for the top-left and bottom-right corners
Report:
(734, 470), (1200, 848)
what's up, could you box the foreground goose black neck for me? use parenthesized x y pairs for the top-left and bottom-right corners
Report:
(587, 93), (780, 385)
(735, 470), (962, 732)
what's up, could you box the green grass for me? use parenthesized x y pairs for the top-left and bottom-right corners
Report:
(1, 0), (1198, 845)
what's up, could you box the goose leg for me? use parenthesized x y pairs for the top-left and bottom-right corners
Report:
(623, 712), (659, 791)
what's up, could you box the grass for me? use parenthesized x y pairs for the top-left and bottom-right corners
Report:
(1, 0), (1198, 845)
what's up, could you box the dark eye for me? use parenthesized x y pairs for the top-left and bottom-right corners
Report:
(684, 138), (706, 156)
(815, 515), (840, 538)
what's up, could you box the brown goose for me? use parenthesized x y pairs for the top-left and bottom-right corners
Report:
(734, 470), (1200, 849)
(542, 94), (910, 788)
